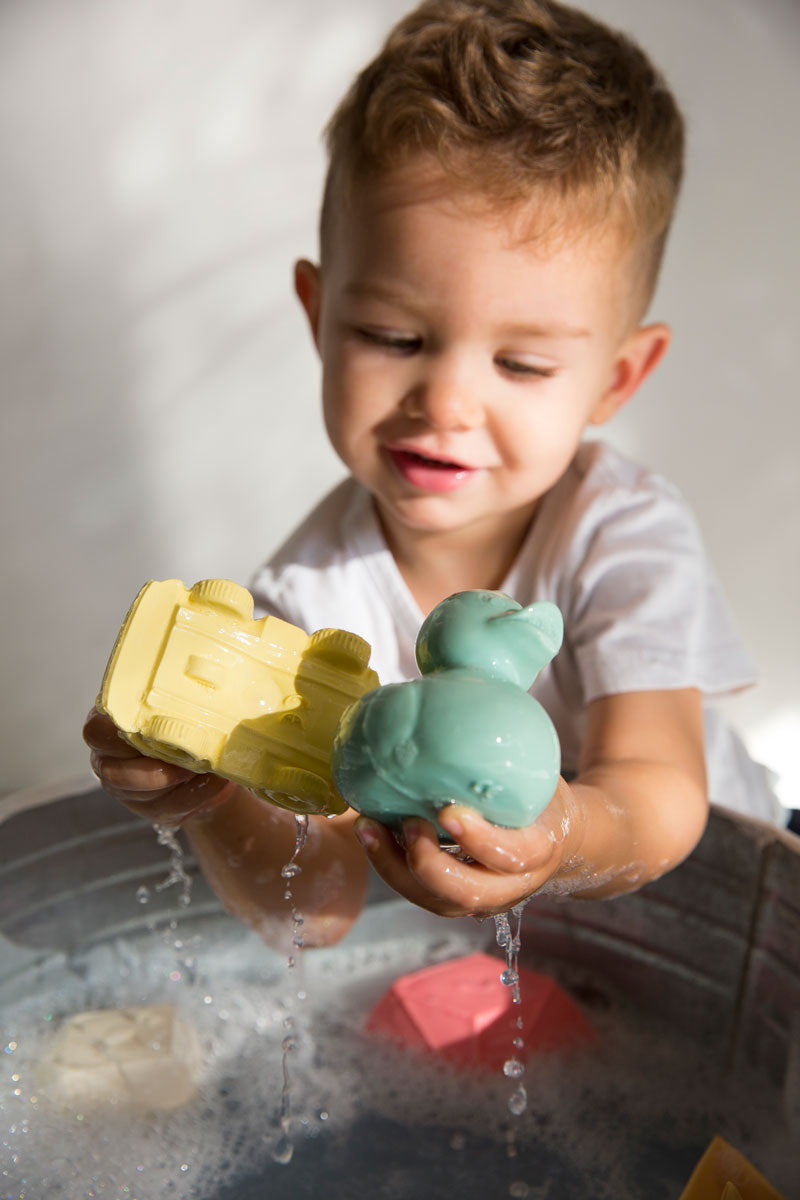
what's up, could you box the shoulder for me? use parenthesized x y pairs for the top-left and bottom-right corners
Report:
(548, 439), (704, 564)
(266, 476), (368, 571)
(565, 439), (692, 514)
(249, 477), (372, 624)
(544, 442), (755, 699)
(520, 440), (703, 599)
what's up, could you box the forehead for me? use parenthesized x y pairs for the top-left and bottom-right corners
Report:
(325, 161), (637, 327)
(328, 158), (628, 271)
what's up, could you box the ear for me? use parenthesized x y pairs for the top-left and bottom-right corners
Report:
(590, 322), (671, 426)
(294, 258), (322, 349)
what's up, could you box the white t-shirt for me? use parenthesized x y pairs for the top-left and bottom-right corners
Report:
(250, 441), (782, 824)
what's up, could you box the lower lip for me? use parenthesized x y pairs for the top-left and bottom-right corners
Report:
(387, 449), (476, 493)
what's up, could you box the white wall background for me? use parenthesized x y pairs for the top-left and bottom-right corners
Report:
(1, 0), (798, 806)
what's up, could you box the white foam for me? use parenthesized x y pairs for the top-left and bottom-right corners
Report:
(1, 904), (796, 1200)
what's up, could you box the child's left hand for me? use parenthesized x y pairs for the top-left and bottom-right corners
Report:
(353, 779), (576, 918)
(352, 688), (710, 918)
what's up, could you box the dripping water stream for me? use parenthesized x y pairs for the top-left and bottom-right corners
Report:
(494, 904), (527, 1119)
(135, 824), (198, 983)
(493, 903), (530, 1195)
(271, 813), (309, 1165)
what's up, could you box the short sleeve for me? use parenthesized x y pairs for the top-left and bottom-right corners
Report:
(564, 462), (756, 704)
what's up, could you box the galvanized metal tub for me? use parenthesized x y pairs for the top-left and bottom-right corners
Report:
(1, 783), (797, 1198)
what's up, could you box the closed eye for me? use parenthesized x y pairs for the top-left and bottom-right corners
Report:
(495, 356), (556, 379)
(354, 327), (422, 354)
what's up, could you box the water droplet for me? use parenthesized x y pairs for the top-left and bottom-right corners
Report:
(281, 863), (301, 879)
(503, 1058), (525, 1079)
(500, 968), (519, 987)
(135, 886), (150, 905)
(494, 914), (511, 947)
(508, 1085), (528, 1116)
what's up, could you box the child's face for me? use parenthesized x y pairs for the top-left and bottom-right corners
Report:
(297, 160), (668, 551)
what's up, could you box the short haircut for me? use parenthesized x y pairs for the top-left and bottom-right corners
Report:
(320, 0), (685, 314)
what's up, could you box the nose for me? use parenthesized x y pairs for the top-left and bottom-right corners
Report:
(401, 354), (484, 431)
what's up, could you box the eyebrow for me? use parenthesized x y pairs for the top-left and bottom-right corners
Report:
(501, 321), (591, 340)
(342, 282), (590, 339)
(342, 281), (417, 307)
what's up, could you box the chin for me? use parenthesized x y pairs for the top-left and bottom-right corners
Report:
(380, 496), (486, 536)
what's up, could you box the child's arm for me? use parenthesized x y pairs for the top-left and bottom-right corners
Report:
(83, 708), (369, 950)
(351, 687), (708, 917)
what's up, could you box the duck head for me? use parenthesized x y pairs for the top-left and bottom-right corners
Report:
(415, 590), (563, 691)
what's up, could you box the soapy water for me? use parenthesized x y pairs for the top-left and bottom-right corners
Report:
(3, 908), (797, 1200)
(0, 910), (496, 1200)
(2, 902), (798, 1198)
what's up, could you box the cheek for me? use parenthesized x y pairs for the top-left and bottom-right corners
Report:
(320, 360), (379, 450)
(491, 390), (593, 469)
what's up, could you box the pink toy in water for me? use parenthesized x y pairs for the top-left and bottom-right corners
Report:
(366, 953), (593, 1072)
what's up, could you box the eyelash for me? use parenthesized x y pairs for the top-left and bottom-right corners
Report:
(495, 357), (556, 379)
(353, 328), (556, 379)
(353, 327), (421, 354)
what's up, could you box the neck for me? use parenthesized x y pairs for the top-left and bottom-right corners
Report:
(376, 503), (537, 616)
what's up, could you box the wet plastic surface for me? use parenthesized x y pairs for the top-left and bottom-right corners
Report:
(367, 951), (593, 1069)
(97, 578), (379, 815)
(333, 591), (563, 833)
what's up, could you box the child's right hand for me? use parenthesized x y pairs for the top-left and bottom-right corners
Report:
(83, 707), (237, 826)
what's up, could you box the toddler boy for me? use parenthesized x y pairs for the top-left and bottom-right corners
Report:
(85, 0), (779, 949)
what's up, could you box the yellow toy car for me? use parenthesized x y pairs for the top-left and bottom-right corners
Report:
(97, 578), (379, 816)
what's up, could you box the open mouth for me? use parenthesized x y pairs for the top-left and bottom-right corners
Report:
(390, 446), (471, 471)
(386, 447), (476, 492)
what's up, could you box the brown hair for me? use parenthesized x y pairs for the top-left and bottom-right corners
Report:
(320, 0), (685, 312)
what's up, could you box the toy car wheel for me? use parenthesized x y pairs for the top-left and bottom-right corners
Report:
(308, 628), (371, 673)
(257, 766), (347, 817)
(142, 715), (221, 772)
(189, 579), (254, 620)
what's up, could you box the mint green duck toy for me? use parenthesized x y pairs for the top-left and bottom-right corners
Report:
(331, 590), (563, 836)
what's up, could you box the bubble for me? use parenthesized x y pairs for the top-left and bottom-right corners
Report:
(503, 1058), (525, 1080)
(508, 1085), (528, 1116)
